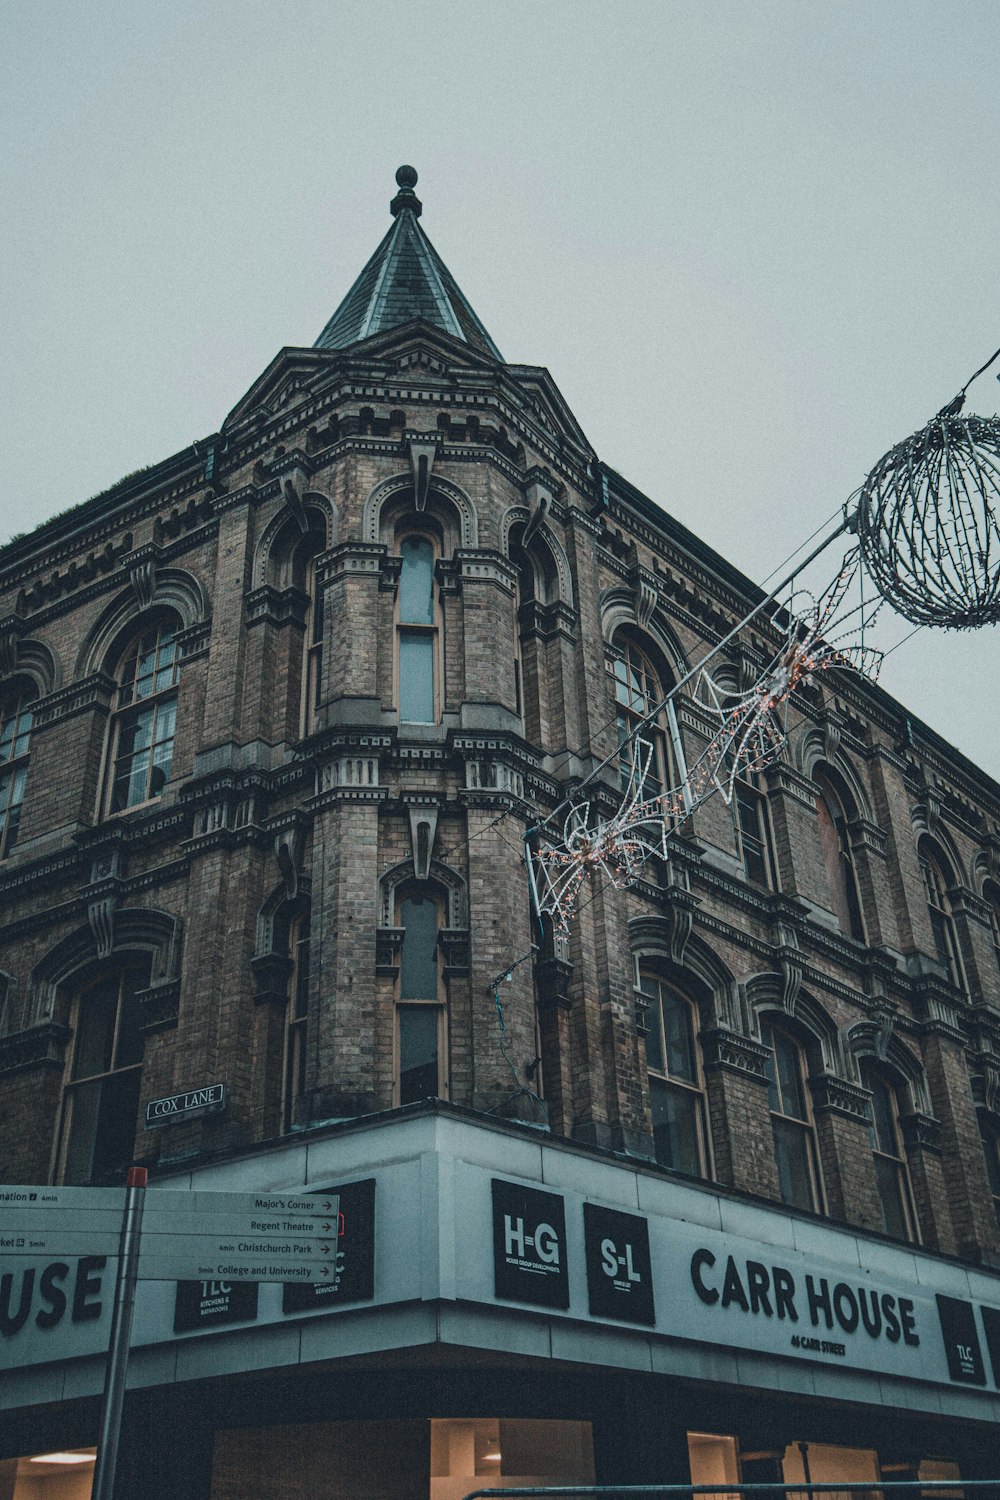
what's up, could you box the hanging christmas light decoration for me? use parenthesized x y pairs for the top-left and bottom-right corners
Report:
(526, 549), (884, 933)
(856, 348), (1000, 630)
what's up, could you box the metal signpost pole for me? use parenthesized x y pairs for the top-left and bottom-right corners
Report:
(91, 1166), (147, 1500)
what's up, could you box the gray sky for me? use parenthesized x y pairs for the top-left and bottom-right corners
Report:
(2, 1), (998, 779)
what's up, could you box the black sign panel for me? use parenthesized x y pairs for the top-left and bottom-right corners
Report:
(936, 1294), (986, 1384)
(980, 1304), (1000, 1387)
(173, 1278), (258, 1333)
(583, 1202), (655, 1325)
(282, 1179), (376, 1314)
(492, 1179), (568, 1309)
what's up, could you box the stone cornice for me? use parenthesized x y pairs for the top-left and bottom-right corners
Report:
(700, 1026), (770, 1080)
(0, 1020), (71, 1077)
(30, 673), (114, 730)
(811, 1072), (870, 1120)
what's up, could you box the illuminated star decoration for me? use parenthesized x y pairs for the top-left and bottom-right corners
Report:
(528, 549), (883, 933)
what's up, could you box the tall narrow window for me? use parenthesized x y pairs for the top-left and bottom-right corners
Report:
(0, 682), (35, 857)
(978, 1120), (1000, 1228)
(282, 911), (310, 1131)
(301, 554), (324, 736)
(761, 1020), (822, 1213)
(861, 1060), (917, 1241)
(733, 775), (774, 888)
(813, 770), (864, 940)
(609, 638), (673, 800)
(397, 535), (437, 724)
(984, 881), (1000, 978)
(919, 841), (962, 987)
(107, 621), (179, 812)
(639, 972), (708, 1176)
(396, 889), (445, 1103)
(59, 961), (150, 1185)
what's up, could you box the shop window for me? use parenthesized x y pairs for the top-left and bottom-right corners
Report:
(687, 1432), (740, 1500)
(0, 681), (35, 857)
(919, 841), (962, 988)
(781, 1441), (880, 1491)
(761, 1019), (823, 1214)
(7, 1449), (96, 1498)
(396, 889), (446, 1104)
(397, 533), (439, 724)
(861, 1059), (917, 1241)
(106, 620), (179, 813)
(282, 911), (310, 1132)
(639, 971), (708, 1177)
(609, 635), (676, 801)
(430, 1418), (594, 1500)
(58, 960), (151, 1185)
(734, 774), (775, 888)
(813, 769), (864, 941)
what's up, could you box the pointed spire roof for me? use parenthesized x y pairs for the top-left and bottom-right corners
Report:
(314, 166), (503, 361)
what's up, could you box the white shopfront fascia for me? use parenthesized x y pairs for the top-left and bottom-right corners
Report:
(3, 1108), (1000, 1425)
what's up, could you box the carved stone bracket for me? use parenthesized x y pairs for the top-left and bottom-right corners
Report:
(439, 927), (470, 978)
(979, 1053), (1000, 1115)
(137, 980), (181, 1035)
(0, 1021), (72, 1077)
(849, 818), (888, 858)
(251, 951), (295, 1006)
(406, 432), (441, 511)
(87, 893), (118, 960)
(282, 464), (311, 533)
(407, 804), (439, 880)
(900, 1111), (942, 1152)
(912, 974), (967, 1040)
(375, 926), (404, 978)
(536, 953), (573, 1011)
(0, 614), (27, 679)
(126, 544), (162, 610)
(811, 1072), (870, 1120)
(244, 585), (309, 630)
(700, 1026), (770, 1080)
(274, 816), (308, 898)
(625, 543), (659, 630)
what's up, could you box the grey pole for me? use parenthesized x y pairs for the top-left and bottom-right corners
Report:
(92, 1165), (147, 1500)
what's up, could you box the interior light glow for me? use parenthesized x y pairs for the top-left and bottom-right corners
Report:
(30, 1453), (97, 1465)
(482, 1451), (502, 1462)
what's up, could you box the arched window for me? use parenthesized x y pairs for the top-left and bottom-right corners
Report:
(0, 681), (36, 857)
(396, 887), (446, 1103)
(813, 769), (864, 941)
(282, 910), (311, 1132)
(760, 1019), (823, 1213)
(58, 958), (151, 1184)
(918, 840), (962, 987)
(106, 620), (180, 813)
(397, 534), (439, 724)
(609, 636), (675, 801)
(861, 1059), (917, 1241)
(733, 773), (775, 888)
(638, 971), (708, 1177)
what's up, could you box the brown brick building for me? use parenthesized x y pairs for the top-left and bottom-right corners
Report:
(2, 167), (1000, 1498)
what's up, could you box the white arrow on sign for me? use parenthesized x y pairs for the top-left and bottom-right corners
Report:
(0, 1208), (340, 1240)
(134, 1254), (339, 1284)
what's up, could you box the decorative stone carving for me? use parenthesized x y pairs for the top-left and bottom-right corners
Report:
(407, 805), (439, 881)
(438, 927), (470, 977)
(87, 895), (117, 959)
(811, 1072), (870, 1119)
(700, 1026), (770, 1080)
(522, 469), (554, 547)
(375, 926), (405, 978)
(406, 432), (440, 511)
(275, 821), (306, 898)
(137, 980), (181, 1034)
(0, 1022), (72, 1078)
(282, 464), (311, 533)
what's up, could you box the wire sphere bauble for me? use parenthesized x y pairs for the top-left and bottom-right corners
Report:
(857, 412), (1000, 629)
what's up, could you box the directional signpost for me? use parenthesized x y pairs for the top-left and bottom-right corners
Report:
(0, 1175), (341, 1500)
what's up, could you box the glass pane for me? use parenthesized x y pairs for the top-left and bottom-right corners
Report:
(613, 658), (629, 705)
(663, 991), (696, 1082)
(650, 1076), (702, 1175)
(772, 1028), (807, 1119)
(398, 1005), (439, 1103)
(772, 1116), (815, 1211)
(114, 973), (147, 1070)
(874, 1153), (910, 1239)
(72, 980), (119, 1079)
(399, 537), (434, 624)
(868, 1075), (898, 1155)
(400, 896), (438, 997)
(643, 979), (666, 1074)
(89, 1069), (142, 1184)
(399, 633), (434, 722)
(63, 1079), (103, 1185)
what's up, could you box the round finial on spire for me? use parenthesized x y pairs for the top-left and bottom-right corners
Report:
(390, 164), (422, 218)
